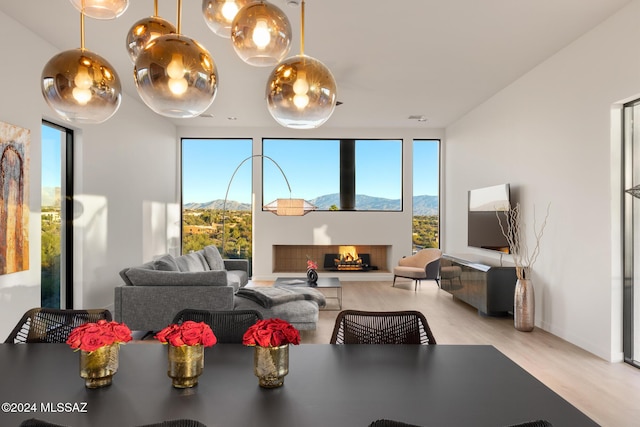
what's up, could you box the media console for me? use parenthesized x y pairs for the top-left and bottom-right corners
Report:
(440, 253), (517, 316)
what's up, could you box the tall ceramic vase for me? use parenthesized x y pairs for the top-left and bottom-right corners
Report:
(307, 268), (318, 284)
(514, 278), (535, 332)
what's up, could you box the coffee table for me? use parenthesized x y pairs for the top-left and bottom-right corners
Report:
(274, 276), (342, 310)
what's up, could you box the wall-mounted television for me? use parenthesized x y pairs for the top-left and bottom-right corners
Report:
(468, 184), (511, 253)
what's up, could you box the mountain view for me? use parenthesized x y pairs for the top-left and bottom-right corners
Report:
(185, 194), (438, 215)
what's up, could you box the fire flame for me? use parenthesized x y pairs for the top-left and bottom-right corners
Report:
(338, 246), (359, 263)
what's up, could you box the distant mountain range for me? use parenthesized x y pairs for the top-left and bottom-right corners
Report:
(184, 194), (438, 215)
(42, 187), (61, 207)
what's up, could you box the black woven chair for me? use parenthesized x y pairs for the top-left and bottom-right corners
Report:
(369, 419), (423, 427)
(330, 310), (437, 345)
(19, 418), (69, 426)
(136, 420), (208, 427)
(172, 309), (262, 343)
(506, 421), (553, 427)
(5, 307), (112, 344)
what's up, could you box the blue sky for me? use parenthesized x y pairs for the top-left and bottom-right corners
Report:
(41, 131), (439, 203)
(41, 124), (62, 189)
(182, 138), (439, 204)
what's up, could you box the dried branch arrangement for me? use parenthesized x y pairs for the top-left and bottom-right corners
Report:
(497, 202), (550, 280)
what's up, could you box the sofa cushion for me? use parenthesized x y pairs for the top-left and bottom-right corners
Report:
(233, 297), (319, 330)
(236, 287), (326, 309)
(203, 245), (225, 271)
(226, 271), (242, 292)
(118, 261), (155, 286)
(124, 268), (228, 286)
(174, 251), (209, 272)
(154, 254), (179, 271)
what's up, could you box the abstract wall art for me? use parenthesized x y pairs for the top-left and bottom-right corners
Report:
(0, 121), (30, 274)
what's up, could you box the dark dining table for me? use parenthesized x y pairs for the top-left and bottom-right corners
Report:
(0, 343), (597, 427)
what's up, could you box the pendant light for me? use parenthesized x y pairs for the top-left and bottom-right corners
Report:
(231, 1), (292, 67)
(126, 0), (177, 64)
(69, 0), (129, 20)
(266, 0), (337, 129)
(41, 12), (121, 124)
(202, 0), (252, 39)
(134, 0), (218, 118)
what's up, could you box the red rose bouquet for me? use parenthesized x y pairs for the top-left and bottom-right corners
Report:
(243, 318), (301, 347)
(306, 256), (318, 270)
(66, 319), (132, 353)
(155, 321), (217, 347)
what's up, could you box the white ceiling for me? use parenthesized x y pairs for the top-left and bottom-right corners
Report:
(0, 0), (632, 129)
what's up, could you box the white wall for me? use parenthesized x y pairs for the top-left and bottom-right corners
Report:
(178, 127), (445, 281)
(0, 10), (177, 340)
(444, 1), (640, 361)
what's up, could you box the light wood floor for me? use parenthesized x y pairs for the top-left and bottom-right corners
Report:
(252, 279), (640, 427)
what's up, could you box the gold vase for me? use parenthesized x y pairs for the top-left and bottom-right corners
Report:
(79, 343), (119, 388)
(254, 344), (289, 388)
(514, 278), (535, 332)
(167, 344), (204, 388)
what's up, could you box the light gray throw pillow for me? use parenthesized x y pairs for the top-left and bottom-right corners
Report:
(203, 245), (225, 270)
(174, 251), (209, 272)
(154, 254), (179, 271)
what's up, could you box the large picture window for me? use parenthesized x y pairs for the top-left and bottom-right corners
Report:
(412, 140), (440, 252)
(262, 138), (402, 211)
(41, 121), (74, 308)
(181, 139), (252, 258)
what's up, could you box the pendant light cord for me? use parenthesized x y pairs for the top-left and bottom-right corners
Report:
(300, 0), (305, 55)
(80, 12), (85, 50)
(176, 0), (182, 34)
(154, 0), (159, 17)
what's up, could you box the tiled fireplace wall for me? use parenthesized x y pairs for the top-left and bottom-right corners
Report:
(273, 245), (390, 273)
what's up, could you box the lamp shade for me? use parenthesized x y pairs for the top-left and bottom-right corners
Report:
(69, 0), (129, 20)
(126, 15), (177, 64)
(231, 1), (292, 67)
(263, 198), (316, 216)
(134, 34), (218, 118)
(203, 0), (252, 39)
(41, 48), (121, 124)
(266, 54), (337, 129)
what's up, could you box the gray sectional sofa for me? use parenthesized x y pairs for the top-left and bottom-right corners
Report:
(114, 245), (321, 332)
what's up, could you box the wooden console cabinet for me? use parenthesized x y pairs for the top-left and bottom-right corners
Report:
(440, 254), (517, 316)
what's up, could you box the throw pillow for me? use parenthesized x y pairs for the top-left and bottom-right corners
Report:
(154, 254), (179, 271)
(174, 251), (209, 272)
(203, 245), (225, 270)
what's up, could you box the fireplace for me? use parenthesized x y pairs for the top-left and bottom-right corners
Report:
(272, 245), (390, 273)
(324, 245), (372, 271)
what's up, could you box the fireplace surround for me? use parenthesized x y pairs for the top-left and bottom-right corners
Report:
(272, 245), (390, 273)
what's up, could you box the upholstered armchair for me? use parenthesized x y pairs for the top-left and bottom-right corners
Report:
(392, 248), (442, 291)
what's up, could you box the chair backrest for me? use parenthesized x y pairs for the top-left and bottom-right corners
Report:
(136, 419), (208, 427)
(506, 421), (553, 427)
(330, 310), (436, 345)
(398, 249), (442, 268)
(5, 308), (113, 344)
(369, 419), (422, 427)
(172, 309), (262, 344)
(19, 418), (70, 427)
